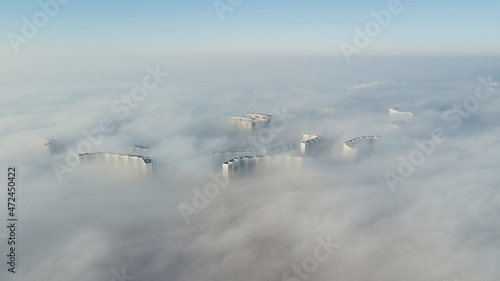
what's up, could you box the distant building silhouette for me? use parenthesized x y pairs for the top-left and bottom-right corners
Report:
(389, 107), (413, 116)
(230, 113), (271, 130)
(79, 152), (153, 176)
(222, 154), (304, 178)
(300, 133), (322, 155)
(343, 135), (380, 160)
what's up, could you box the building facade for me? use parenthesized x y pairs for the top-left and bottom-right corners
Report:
(222, 154), (304, 178)
(343, 135), (380, 160)
(300, 133), (322, 155)
(79, 152), (153, 176)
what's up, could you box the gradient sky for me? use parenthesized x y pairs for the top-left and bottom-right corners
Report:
(1, 0), (500, 57)
(2, 2), (500, 281)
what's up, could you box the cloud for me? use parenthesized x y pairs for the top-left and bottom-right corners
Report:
(0, 57), (499, 281)
(346, 81), (387, 91)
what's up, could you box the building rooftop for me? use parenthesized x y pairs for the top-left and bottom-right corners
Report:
(344, 136), (380, 148)
(79, 152), (152, 164)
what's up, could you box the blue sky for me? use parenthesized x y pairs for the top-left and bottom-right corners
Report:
(1, 0), (500, 57)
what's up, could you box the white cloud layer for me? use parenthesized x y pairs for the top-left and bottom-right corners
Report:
(0, 57), (499, 281)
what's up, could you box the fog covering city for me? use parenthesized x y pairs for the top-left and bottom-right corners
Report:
(0, 55), (498, 281)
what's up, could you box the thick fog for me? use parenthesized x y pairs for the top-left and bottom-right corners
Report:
(0, 56), (499, 281)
